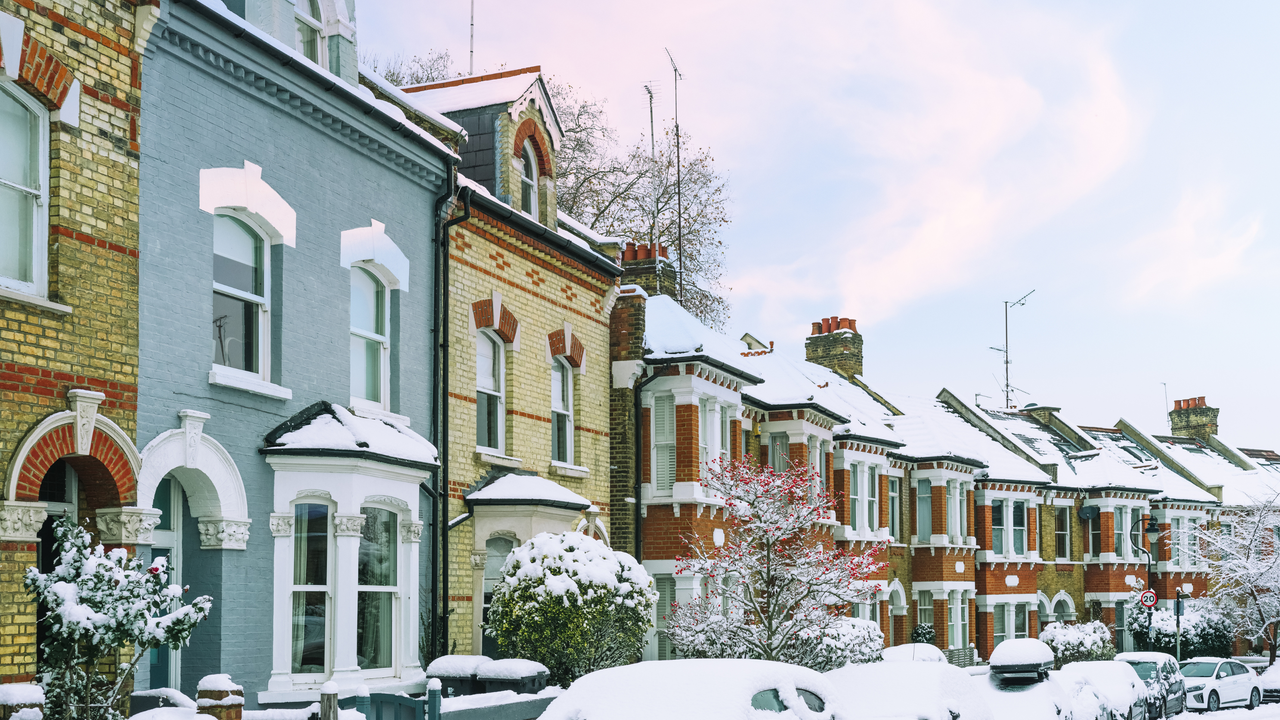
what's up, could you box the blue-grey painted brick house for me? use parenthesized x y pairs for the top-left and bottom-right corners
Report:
(135, 0), (462, 707)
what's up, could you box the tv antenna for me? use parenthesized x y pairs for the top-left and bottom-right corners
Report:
(1162, 382), (1170, 432)
(469, 0), (476, 75)
(975, 393), (991, 408)
(665, 48), (684, 303)
(989, 290), (1034, 408)
(643, 83), (658, 246)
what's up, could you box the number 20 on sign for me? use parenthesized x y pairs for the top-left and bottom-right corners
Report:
(1139, 590), (1158, 608)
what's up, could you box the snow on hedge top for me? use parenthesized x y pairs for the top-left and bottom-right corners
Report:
(0, 684), (44, 705)
(643, 296), (757, 380)
(269, 402), (438, 465)
(501, 532), (653, 606)
(541, 658), (841, 720)
(426, 654), (491, 677)
(880, 643), (947, 663)
(990, 638), (1054, 667)
(476, 658), (548, 680)
(825, 661), (991, 720)
(196, 674), (241, 692)
(466, 474), (591, 510)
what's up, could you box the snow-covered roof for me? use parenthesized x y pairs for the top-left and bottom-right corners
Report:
(466, 473), (591, 510)
(643, 295), (762, 383)
(358, 63), (465, 138)
(188, 0), (457, 162)
(557, 212), (626, 249)
(403, 71), (541, 115)
(736, 352), (856, 426)
(262, 401), (438, 467)
(887, 394), (1049, 481)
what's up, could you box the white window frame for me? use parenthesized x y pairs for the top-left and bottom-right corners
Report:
(888, 476), (900, 541)
(1012, 500), (1026, 556)
(918, 590), (934, 627)
(652, 394), (677, 496)
(719, 408), (731, 465)
(476, 329), (505, 455)
(519, 140), (538, 220)
(768, 433), (788, 472)
(993, 603), (1007, 648)
(1055, 506), (1070, 560)
(916, 478), (931, 543)
(1115, 506), (1126, 559)
(849, 464), (860, 532)
(992, 499), (1006, 555)
(211, 212), (272, 385)
(699, 399), (710, 477)
(1014, 603), (1028, 639)
(354, 503), (401, 679)
(0, 80), (49, 299)
(349, 264), (392, 412)
(867, 464), (878, 532)
(290, 498), (335, 684)
(1171, 517), (1182, 567)
(294, 0), (326, 66)
(551, 357), (573, 464)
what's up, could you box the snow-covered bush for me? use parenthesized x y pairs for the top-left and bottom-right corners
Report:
(665, 458), (886, 671)
(1149, 600), (1235, 659)
(1039, 621), (1116, 669)
(484, 532), (656, 686)
(911, 624), (936, 645)
(26, 514), (212, 720)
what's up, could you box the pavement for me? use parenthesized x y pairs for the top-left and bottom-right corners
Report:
(1200, 705), (1280, 719)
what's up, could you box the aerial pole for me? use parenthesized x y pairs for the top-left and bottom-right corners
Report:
(666, 48), (684, 303)
(1000, 290), (1034, 408)
(644, 84), (657, 247)
(469, 0), (475, 75)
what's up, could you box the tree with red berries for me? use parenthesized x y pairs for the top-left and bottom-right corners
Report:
(665, 458), (887, 670)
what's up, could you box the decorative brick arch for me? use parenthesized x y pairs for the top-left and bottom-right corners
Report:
(512, 118), (553, 179)
(1, 25), (78, 110)
(548, 327), (585, 368)
(6, 391), (139, 505)
(472, 296), (520, 344)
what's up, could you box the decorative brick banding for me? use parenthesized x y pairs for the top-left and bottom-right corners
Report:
(512, 117), (553, 178)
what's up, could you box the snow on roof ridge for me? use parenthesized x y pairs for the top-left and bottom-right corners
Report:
(401, 65), (542, 93)
(557, 212), (626, 247)
(358, 62), (465, 137)
(466, 473), (591, 509)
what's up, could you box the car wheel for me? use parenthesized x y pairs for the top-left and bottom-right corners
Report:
(1207, 691), (1220, 713)
(1250, 687), (1261, 709)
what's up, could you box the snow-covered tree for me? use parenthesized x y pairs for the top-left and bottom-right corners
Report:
(665, 458), (887, 671)
(1190, 495), (1280, 665)
(1040, 621), (1116, 668)
(25, 514), (212, 720)
(485, 532), (656, 686)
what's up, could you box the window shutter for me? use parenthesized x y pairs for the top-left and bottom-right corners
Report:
(654, 395), (676, 493)
(654, 395), (675, 443)
(656, 575), (675, 628)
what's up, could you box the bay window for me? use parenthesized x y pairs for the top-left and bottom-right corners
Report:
(653, 395), (676, 494)
(476, 331), (504, 453)
(0, 81), (48, 297)
(768, 433), (787, 472)
(292, 503), (330, 676)
(850, 464), (860, 531)
(551, 359), (572, 463)
(481, 536), (515, 658)
(1090, 515), (1102, 558)
(719, 410), (730, 465)
(1172, 517), (1182, 566)
(992, 499), (1005, 555)
(212, 215), (268, 375)
(1130, 508), (1142, 555)
(350, 267), (389, 407)
(699, 400), (710, 474)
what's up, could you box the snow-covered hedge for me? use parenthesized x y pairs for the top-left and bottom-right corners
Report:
(1149, 601), (1235, 659)
(1039, 621), (1116, 669)
(484, 532), (656, 686)
(911, 624), (936, 645)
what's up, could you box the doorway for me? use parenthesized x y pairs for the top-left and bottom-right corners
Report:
(148, 476), (185, 690)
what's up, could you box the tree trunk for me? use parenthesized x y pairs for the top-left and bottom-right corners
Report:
(1269, 624), (1277, 667)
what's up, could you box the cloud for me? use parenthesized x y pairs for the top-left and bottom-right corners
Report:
(1122, 185), (1261, 302)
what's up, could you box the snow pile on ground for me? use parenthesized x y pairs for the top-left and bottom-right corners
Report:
(440, 686), (562, 712)
(1259, 662), (1280, 691)
(466, 474), (591, 509)
(501, 532), (654, 606)
(426, 654), (491, 677)
(826, 660), (992, 720)
(243, 705), (364, 720)
(881, 643), (947, 663)
(0, 684), (44, 706)
(990, 638), (1054, 667)
(476, 658), (548, 680)
(540, 658), (838, 720)
(129, 710), (197, 720)
(132, 688), (197, 709)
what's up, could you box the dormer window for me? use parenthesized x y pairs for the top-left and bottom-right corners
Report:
(295, 0), (324, 65)
(520, 141), (537, 220)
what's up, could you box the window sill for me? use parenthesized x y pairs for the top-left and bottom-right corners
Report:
(208, 367), (292, 400)
(549, 461), (590, 478)
(476, 449), (523, 468)
(0, 286), (72, 315)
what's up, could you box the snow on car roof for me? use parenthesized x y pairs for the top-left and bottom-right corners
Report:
(826, 661), (992, 720)
(539, 659), (840, 720)
(989, 638), (1054, 667)
(880, 643), (947, 663)
(973, 671), (1070, 720)
(1116, 651), (1177, 664)
(1058, 661), (1146, 714)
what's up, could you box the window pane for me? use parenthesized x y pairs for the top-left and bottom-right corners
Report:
(350, 268), (383, 335)
(994, 605), (1006, 645)
(1131, 509), (1141, 550)
(293, 504), (328, 586)
(477, 392), (499, 449)
(212, 291), (259, 371)
(0, 88), (34, 187)
(992, 500), (1004, 555)
(351, 334), (381, 402)
(553, 413), (569, 463)
(916, 480), (931, 539)
(356, 591), (393, 670)
(1015, 605), (1028, 638)
(358, 507), (397, 587)
(154, 477), (173, 531)
(0, 186), (33, 284)
(551, 362), (565, 412)
(213, 215), (262, 295)
(477, 334), (498, 392)
(291, 591), (326, 673)
(296, 20), (319, 62)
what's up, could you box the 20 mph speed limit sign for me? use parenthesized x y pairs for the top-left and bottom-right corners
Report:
(1139, 590), (1158, 608)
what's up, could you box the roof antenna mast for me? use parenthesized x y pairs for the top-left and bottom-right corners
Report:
(469, 0), (475, 76)
(665, 48), (684, 304)
(643, 84), (657, 248)
(989, 290), (1034, 409)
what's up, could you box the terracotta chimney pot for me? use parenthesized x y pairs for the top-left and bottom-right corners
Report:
(811, 322), (823, 336)
(821, 318), (831, 334)
(1198, 396), (1206, 408)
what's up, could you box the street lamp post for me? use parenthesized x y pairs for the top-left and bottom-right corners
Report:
(1130, 514), (1163, 650)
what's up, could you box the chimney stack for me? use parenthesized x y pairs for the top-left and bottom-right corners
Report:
(804, 314), (863, 379)
(1169, 395), (1219, 441)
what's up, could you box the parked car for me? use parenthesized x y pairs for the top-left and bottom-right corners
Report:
(880, 643), (948, 663)
(1258, 661), (1280, 704)
(826, 659), (993, 720)
(1115, 651), (1186, 718)
(1058, 661), (1148, 720)
(975, 639), (1073, 720)
(540, 658), (846, 720)
(1179, 657), (1262, 712)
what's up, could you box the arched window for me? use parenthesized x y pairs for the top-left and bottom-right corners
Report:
(0, 81), (49, 296)
(212, 214), (268, 375)
(520, 140), (538, 220)
(551, 358), (572, 463)
(295, 0), (324, 65)
(350, 267), (389, 406)
(476, 330), (504, 453)
(1054, 599), (1070, 622)
(357, 506), (397, 673)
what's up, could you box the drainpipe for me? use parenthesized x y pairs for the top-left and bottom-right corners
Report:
(633, 362), (673, 561)
(435, 183), (471, 655)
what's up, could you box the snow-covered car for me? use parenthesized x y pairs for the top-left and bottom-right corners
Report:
(540, 658), (846, 720)
(880, 643), (947, 663)
(975, 639), (1073, 720)
(1057, 661), (1148, 720)
(1258, 661), (1280, 704)
(1179, 657), (1261, 712)
(826, 660), (992, 720)
(1115, 651), (1186, 718)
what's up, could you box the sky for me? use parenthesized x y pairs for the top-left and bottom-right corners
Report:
(362, 0), (1280, 448)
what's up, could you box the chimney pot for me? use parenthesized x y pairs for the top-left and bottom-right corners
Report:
(821, 318), (831, 334)
(811, 322), (822, 336)
(1174, 399), (1182, 410)
(638, 243), (651, 260)
(829, 316), (839, 332)
(1197, 396), (1206, 408)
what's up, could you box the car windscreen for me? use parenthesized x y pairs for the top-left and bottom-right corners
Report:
(1180, 662), (1218, 678)
(1126, 662), (1157, 681)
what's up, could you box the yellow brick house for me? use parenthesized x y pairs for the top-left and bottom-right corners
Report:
(398, 67), (624, 655)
